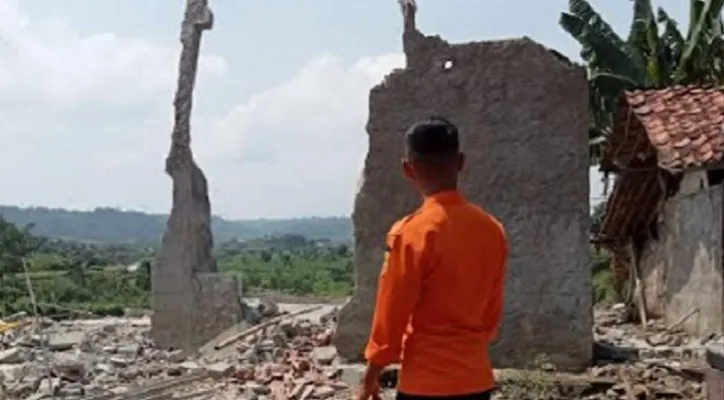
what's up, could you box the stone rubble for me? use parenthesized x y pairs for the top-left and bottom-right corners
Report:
(527, 305), (716, 400)
(0, 304), (360, 400)
(0, 302), (717, 399)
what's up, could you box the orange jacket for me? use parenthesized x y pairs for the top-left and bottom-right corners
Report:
(364, 190), (508, 396)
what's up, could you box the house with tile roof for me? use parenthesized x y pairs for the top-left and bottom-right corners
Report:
(597, 85), (724, 338)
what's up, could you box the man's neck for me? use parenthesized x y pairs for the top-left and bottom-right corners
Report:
(420, 182), (458, 197)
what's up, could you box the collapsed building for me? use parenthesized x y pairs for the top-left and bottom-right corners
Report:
(598, 86), (724, 339)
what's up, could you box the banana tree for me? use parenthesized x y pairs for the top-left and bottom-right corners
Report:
(560, 0), (724, 167)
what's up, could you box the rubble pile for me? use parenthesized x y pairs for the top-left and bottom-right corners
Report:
(0, 303), (366, 400)
(0, 316), (185, 399)
(497, 305), (715, 400)
(0, 302), (718, 399)
(192, 305), (360, 400)
(593, 305), (713, 361)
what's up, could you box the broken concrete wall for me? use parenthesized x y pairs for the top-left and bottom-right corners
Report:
(640, 184), (724, 337)
(193, 273), (245, 343)
(151, 1), (243, 353)
(334, 15), (592, 370)
(151, 164), (245, 352)
(639, 239), (667, 318)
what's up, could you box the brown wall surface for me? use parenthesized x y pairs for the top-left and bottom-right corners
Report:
(334, 34), (592, 371)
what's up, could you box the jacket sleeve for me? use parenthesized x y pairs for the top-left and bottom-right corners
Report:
(364, 227), (432, 367)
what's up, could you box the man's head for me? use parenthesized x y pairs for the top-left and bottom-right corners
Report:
(402, 116), (464, 193)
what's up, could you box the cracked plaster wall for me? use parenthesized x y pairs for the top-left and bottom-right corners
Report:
(334, 31), (593, 371)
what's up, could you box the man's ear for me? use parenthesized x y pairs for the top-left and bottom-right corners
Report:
(456, 152), (465, 172)
(402, 158), (414, 180)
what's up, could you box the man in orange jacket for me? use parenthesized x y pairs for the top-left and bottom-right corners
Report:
(357, 116), (508, 400)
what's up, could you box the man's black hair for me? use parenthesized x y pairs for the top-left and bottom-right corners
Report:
(404, 116), (460, 161)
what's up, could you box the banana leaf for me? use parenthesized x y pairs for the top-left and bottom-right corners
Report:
(675, 0), (724, 81)
(560, 13), (644, 83)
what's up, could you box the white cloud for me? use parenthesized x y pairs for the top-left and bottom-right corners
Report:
(0, 0), (224, 211)
(0, 0), (404, 218)
(0, 0), (226, 109)
(198, 53), (404, 218)
(203, 54), (403, 162)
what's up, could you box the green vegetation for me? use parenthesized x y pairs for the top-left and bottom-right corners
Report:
(590, 202), (617, 305)
(0, 216), (353, 317)
(0, 201), (615, 317)
(217, 236), (353, 295)
(592, 250), (616, 305)
(560, 0), (724, 164)
(0, 206), (352, 243)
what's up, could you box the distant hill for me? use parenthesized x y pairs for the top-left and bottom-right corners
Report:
(0, 206), (352, 243)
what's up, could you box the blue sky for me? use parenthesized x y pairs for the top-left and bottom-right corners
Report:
(0, 1), (688, 218)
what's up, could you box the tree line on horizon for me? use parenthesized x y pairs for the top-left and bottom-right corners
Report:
(0, 205), (353, 244)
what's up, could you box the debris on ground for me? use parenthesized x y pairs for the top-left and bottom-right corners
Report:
(0, 301), (717, 399)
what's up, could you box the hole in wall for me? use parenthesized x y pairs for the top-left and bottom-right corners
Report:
(707, 168), (724, 186)
(442, 59), (454, 70)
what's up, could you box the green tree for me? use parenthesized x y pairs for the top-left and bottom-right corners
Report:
(334, 244), (351, 258)
(0, 217), (37, 282)
(560, 0), (724, 165)
(67, 260), (87, 286)
(589, 201), (615, 303)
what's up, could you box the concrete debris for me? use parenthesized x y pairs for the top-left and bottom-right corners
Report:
(0, 300), (356, 399)
(593, 307), (713, 362)
(0, 347), (26, 364)
(310, 347), (337, 365)
(0, 302), (715, 399)
(257, 297), (281, 319)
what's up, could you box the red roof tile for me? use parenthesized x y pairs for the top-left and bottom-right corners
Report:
(605, 85), (724, 172)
